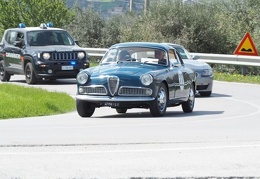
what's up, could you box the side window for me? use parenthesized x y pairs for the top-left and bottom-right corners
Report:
(6, 31), (18, 45)
(176, 51), (184, 65)
(169, 49), (178, 64)
(16, 32), (24, 41)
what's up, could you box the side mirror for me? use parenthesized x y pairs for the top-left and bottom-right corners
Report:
(75, 40), (80, 46)
(192, 55), (200, 60)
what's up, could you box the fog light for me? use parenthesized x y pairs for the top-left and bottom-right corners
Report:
(145, 89), (152, 96)
(40, 64), (47, 67)
(79, 87), (84, 94)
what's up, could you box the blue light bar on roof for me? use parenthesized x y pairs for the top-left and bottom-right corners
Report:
(46, 22), (53, 27)
(18, 23), (26, 28)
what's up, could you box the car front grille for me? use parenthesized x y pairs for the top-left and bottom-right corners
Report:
(108, 76), (119, 96)
(79, 86), (107, 95)
(196, 84), (209, 90)
(51, 52), (78, 61)
(119, 87), (152, 96)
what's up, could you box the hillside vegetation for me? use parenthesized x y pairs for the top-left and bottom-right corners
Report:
(0, 0), (260, 75)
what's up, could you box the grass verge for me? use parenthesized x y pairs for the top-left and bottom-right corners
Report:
(1, 71), (260, 120)
(214, 72), (260, 84)
(0, 83), (75, 120)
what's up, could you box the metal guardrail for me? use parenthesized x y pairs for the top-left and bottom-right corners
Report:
(192, 53), (260, 67)
(84, 48), (260, 67)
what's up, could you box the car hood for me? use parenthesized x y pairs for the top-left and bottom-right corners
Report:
(183, 59), (211, 70)
(29, 45), (84, 52)
(87, 62), (163, 77)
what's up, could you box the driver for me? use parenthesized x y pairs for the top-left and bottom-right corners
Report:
(118, 50), (130, 61)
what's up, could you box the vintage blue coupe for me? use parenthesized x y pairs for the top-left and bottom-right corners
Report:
(75, 42), (196, 117)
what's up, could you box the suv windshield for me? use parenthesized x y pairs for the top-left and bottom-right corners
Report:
(27, 30), (75, 46)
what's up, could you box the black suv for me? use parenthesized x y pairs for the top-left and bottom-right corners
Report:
(0, 23), (89, 84)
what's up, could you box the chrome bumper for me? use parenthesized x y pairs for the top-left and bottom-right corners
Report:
(75, 95), (155, 102)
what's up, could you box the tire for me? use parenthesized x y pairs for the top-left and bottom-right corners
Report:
(182, 83), (195, 113)
(199, 91), (212, 97)
(150, 83), (168, 117)
(25, 62), (37, 84)
(116, 108), (127, 114)
(0, 61), (11, 82)
(76, 99), (95, 117)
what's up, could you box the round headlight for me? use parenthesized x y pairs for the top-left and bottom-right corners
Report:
(43, 53), (50, 60)
(140, 74), (153, 86)
(78, 52), (85, 59)
(77, 72), (88, 84)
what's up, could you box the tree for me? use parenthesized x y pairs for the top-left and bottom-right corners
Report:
(0, 0), (75, 34)
(64, 8), (104, 48)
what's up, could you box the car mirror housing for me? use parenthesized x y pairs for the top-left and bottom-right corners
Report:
(192, 55), (200, 60)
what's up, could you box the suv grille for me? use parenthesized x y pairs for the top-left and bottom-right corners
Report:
(51, 52), (78, 61)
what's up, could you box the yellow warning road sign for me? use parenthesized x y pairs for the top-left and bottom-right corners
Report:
(234, 32), (258, 56)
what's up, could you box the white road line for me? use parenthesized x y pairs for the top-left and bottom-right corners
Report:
(0, 144), (260, 155)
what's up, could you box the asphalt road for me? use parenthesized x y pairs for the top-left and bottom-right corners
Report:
(0, 75), (260, 178)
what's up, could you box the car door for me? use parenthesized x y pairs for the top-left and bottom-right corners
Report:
(4, 30), (24, 74)
(168, 49), (189, 100)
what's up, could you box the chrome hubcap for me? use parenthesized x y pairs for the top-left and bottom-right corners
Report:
(188, 87), (195, 107)
(157, 87), (166, 111)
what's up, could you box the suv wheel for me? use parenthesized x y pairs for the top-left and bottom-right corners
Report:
(0, 61), (11, 81)
(25, 62), (37, 84)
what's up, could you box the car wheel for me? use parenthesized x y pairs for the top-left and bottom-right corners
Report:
(0, 61), (11, 82)
(199, 91), (212, 97)
(116, 108), (127, 114)
(182, 83), (195, 113)
(76, 99), (95, 117)
(25, 62), (37, 84)
(150, 83), (168, 117)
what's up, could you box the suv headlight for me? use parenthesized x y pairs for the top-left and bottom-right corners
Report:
(140, 74), (153, 86)
(201, 69), (213, 77)
(78, 52), (85, 59)
(77, 72), (88, 84)
(43, 53), (51, 60)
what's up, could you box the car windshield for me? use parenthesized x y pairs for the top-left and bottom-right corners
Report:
(100, 47), (168, 66)
(174, 46), (192, 60)
(27, 30), (75, 46)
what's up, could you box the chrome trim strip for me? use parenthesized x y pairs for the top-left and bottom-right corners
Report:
(75, 95), (155, 102)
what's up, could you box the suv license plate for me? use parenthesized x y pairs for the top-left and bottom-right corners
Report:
(62, 66), (73, 70)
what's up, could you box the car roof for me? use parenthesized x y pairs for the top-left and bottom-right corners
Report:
(162, 43), (185, 49)
(6, 27), (64, 32)
(110, 42), (175, 51)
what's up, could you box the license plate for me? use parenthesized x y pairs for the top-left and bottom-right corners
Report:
(104, 102), (119, 107)
(62, 66), (73, 70)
